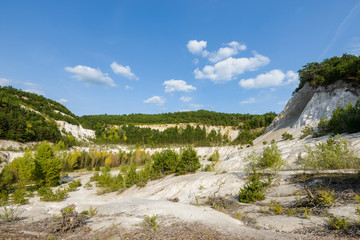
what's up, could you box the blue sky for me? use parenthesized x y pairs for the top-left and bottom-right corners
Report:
(1, 0), (360, 116)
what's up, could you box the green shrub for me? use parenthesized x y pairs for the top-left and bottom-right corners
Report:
(207, 150), (219, 162)
(326, 215), (350, 230)
(143, 214), (159, 232)
(93, 167), (125, 193)
(176, 147), (200, 175)
(299, 135), (360, 170)
(313, 190), (335, 207)
(300, 126), (314, 139)
(152, 149), (179, 175)
(67, 179), (82, 192)
(80, 210), (89, 215)
(0, 205), (20, 222)
(0, 190), (9, 205)
(238, 172), (268, 203)
(89, 206), (98, 217)
(11, 188), (29, 205)
(281, 132), (294, 140)
(37, 186), (68, 202)
(253, 142), (285, 173)
(267, 201), (283, 214)
(125, 164), (139, 188)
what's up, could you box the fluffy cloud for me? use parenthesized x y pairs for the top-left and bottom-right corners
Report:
(111, 62), (139, 80)
(24, 89), (45, 95)
(0, 78), (11, 86)
(179, 96), (192, 102)
(194, 53), (270, 83)
(58, 99), (68, 104)
(180, 103), (204, 112)
(240, 97), (256, 104)
(239, 70), (299, 89)
(65, 65), (116, 87)
(163, 79), (196, 93)
(144, 96), (166, 106)
(209, 41), (247, 63)
(189, 103), (203, 110)
(186, 40), (209, 57)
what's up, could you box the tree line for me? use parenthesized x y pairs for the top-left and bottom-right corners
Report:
(80, 110), (276, 130)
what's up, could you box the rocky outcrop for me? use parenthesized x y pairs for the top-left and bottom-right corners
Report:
(56, 121), (95, 141)
(255, 81), (360, 143)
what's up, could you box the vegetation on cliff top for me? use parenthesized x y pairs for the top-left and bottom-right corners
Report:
(295, 53), (360, 92)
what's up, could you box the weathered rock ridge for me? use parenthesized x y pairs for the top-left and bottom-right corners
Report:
(255, 81), (360, 143)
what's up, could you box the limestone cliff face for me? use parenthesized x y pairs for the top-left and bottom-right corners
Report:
(255, 81), (360, 143)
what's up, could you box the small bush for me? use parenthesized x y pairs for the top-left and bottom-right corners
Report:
(281, 132), (294, 140)
(89, 206), (98, 217)
(313, 190), (335, 207)
(67, 179), (82, 192)
(300, 126), (314, 139)
(238, 172), (268, 203)
(0, 205), (20, 222)
(11, 188), (29, 205)
(143, 214), (159, 232)
(80, 210), (89, 215)
(84, 181), (93, 189)
(326, 215), (350, 230)
(37, 186), (68, 202)
(202, 164), (214, 172)
(207, 150), (219, 162)
(299, 135), (360, 170)
(355, 195), (360, 215)
(247, 142), (285, 174)
(267, 201), (283, 215)
(94, 167), (125, 192)
(152, 149), (179, 175)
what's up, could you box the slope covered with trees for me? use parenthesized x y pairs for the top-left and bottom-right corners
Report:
(0, 86), (80, 142)
(295, 54), (360, 92)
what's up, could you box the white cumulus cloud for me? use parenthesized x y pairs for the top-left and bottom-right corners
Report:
(144, 96), (166, 106)
(163, 79), (196, 93)
(179, 96), (192, 102)
(186, 40), (209, 57)
(240, 97), (256, 104)
(65, 65), (116, 87)
(188, 103), (204, 110)
(194, 53), (270, 83)
(239, 70), (298, 89)
(58, 99), (68, 104)
(25, 89), (45, 95)
(209, 41), (247, 63)
(111, 62), (139, 80)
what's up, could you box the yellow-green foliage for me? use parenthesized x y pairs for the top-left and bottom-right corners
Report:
(300, 135), (360, 170)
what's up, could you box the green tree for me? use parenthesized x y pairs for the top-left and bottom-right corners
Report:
(176, 146), (200, 175)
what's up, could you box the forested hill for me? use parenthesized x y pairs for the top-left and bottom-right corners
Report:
(79, 111), (277, 130)
(0, 86), (80, 142)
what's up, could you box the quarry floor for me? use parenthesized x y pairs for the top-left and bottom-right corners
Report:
(1, 132), (360, 239)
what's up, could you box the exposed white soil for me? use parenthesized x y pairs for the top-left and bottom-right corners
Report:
(56, 120), (95, 141)
(136, 123), (240, 141)
(2, 131), (356, 239)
